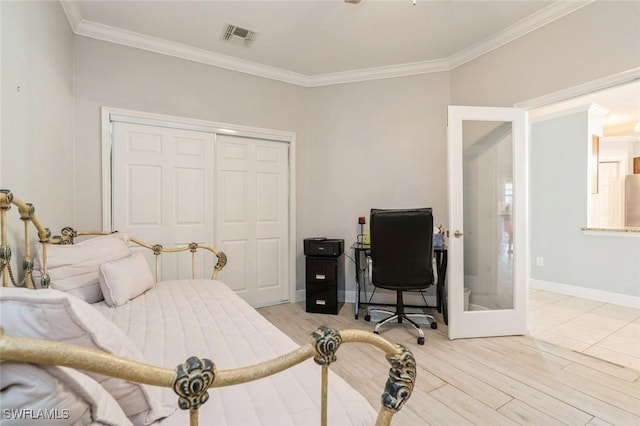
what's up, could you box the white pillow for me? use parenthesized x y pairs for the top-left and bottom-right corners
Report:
(0, 363), (133, 426)
(99, 253), (154, 307)
(0, 288), (175, 423)
(32, 233), (132, 303)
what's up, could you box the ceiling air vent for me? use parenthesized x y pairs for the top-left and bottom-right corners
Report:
(222, 24), (257, 46)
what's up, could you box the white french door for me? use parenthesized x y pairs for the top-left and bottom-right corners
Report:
(215, 135), (290, 307)
(447, 106), (528, 339)
(112, 122), (215, 280)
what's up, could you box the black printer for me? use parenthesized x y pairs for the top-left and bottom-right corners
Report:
(303, 237), (344, 257)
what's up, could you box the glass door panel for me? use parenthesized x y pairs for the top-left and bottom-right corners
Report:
(462, 120), (514, 312)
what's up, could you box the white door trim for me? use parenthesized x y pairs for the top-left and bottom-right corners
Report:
(101, 106), (297, 304)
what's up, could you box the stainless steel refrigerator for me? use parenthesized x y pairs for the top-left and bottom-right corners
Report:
(626, 174), (640, 227)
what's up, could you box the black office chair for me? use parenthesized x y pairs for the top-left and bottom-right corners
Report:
(364, 208), (437, 345)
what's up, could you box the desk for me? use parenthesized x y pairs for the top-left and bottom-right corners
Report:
(351, 242), (448, 324)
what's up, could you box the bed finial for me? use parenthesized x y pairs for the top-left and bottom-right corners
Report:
(311, 326), (342, 366)
(60, 227), (77, 245)
(19, 203), (35, 221)
(382, 344), (416, 413)
(0, 189), (14, 209)
(214, 251), (227, 275)
(40, 228), (51, 243)
(173, 356), (215, 426)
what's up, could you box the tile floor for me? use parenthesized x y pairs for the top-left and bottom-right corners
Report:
(528, 288), (640, 371)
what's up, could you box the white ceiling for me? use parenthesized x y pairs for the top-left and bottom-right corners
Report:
(62, 0), (638, 135)
(74, 0), (557, 76)
(63, 0), (589, 85)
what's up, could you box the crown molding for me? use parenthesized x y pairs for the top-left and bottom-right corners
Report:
(59, 0), (82, 32)
(74, 20), (315, 87)
(449, 0), (594, 69)
(308, 59), (452, 87)
(517, 67), (640, 110)
(61, 0), (594, 87)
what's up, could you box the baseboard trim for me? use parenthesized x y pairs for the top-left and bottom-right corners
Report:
(297, 281), (639, 310)
(530, 279), (640, 309)
(295, 289), (438, 307)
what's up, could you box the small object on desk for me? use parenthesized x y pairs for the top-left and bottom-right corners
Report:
(434, 225), (446, 249)
(357, 216), (367, 243)
(434, 229), (444, 250)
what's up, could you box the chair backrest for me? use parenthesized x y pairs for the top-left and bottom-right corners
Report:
(370, 208), (434, 290)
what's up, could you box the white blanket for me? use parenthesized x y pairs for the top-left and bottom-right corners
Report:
(94, 279), (377, 425)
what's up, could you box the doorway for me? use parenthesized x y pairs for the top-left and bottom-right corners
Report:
(522, 73), (640, 231)
(592, 160), (624, 228)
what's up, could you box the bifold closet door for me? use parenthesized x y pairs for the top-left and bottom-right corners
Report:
(215, 134), (290, 307)
(112, 122), (215, 280)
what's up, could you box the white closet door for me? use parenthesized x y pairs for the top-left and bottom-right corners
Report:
(215, 135), (289, 307)
(112, 122), (215, 280)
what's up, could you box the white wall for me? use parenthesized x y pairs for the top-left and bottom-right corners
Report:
(0, 1), (74, 232)
(531, 112), (640, 298)
(451, 1), (640, 106)
(450, 1), (640, 299)
(3, 0), (638, 300)
(303, 73), (450, 295)
(73, 36), (310, 232)
(74, 38), (450, 294)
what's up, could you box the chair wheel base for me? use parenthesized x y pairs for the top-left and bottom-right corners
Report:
(364, 314), (371, 322)
(431, 322), (438, 330)
(417, 336), (425, 345)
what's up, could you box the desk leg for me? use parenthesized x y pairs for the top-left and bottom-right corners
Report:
(436, 250), (448, 325)
(354, 251), (361, 320)
(354, 275), (360, 320)
(435, 251), (442, 313)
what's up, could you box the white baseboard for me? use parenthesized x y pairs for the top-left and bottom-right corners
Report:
(295, 289), (438, 307)
(297, 281), (639, 310)
(530, 279), (640, 309)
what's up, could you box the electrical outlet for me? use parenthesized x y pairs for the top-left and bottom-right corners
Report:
(536, 257), (544, 267)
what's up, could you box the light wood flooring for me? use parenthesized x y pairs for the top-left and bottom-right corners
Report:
(257, 295), (640, 426)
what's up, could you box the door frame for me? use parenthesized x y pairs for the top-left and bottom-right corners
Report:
(100, 106), (297, 304)
(447, 105), (529, 339)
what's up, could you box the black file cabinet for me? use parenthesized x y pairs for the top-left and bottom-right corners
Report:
(305, 255), (345, 314)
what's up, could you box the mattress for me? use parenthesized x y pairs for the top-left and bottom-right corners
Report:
(94, 279), (377, 425)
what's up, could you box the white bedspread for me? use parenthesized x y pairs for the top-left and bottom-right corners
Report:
(94, 279), (377, 425)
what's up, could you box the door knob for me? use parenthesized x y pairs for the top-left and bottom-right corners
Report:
(454, 230), (464, 238)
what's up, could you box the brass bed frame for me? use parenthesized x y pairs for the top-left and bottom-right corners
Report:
(0, 190), (415, 426)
